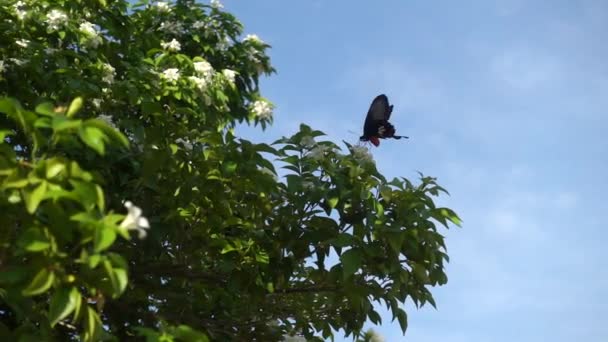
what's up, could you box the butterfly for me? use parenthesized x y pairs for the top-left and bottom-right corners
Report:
(359, 94), (408, 147)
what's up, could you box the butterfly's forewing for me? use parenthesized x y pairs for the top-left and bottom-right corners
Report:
(367, 94), (391, 121)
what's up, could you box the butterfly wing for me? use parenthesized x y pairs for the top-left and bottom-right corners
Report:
(367, 94), (392, 121)
(363, 94), (392, 137)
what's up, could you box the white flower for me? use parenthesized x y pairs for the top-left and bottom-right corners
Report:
(13, 1), (27, 20)
(159, 21), (183, 34)
(79, 21), (97, 36)
(80, 22), (103, 48)
(368, 330), (385, 342)
(0, 60), (4, 73)
(161, 38), (181, 52)
(351, 145), (374, 164)
(91, 98), (102, 108)
(251, 100), (273, 120)
(9, 58), (26, 66)
(44, 47), (59, 54)
(222, 69), (236, 83)
(188, 75), (208, 91)
(193, 60), (213, 78)
(161, 68), (180, 82)
(302, 181), (315, 191)
(46, 9), (68, 31)
(119, 201), (150, 239)
(301, 136), (315, 148)
(192, 20), (205, 29)
(308, 145), (329, 160)
(217, 37), (230, 50)
(15, 39), (29, 48)
(210, 0), (224, 9)
(175, 138), (193, 150)
(243, 34), (263, 43)
(154, 1), (171, 12)
(101, 63), (115, 84)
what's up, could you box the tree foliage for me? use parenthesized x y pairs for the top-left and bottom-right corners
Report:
(0, 0), (461, 341)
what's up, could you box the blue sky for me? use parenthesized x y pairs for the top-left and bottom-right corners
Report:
(224, 0), (608, 340)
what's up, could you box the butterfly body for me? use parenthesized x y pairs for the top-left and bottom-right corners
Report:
(359, 94), (408, 147)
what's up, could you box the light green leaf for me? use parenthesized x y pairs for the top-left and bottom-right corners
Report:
(22, 268), (55, 296)
(83, 307), (102, 342)
(24, 181), (48, 214)
(66, 97), (84, 118)
(46, 159), (66, 179)
(52, 116), (82, 132)
(94, 225), (116, 252)
(35, 102), (56, 116)
(49, 287), (79, 327)
(18, 227), (51, 252)
(79, 126), (108, 155)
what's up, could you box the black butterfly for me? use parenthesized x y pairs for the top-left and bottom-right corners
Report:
(359, 94), (408, 147)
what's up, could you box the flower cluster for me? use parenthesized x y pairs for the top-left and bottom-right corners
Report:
(307, 145), (331, 161)
(119, 201), (150, 239)
(154, 1), (171, 12)
(46, 9), (68, 31)
(80, 21), (103, 48)
(351, 145), (374, 164)
(101, 63), (116, 84)
(251, 100), (273, 120)
(222, 69), (236, 83)
(13, 1), (27, 20)
(210, 0), (224, 9)
(161, 38), (181, 52)
(162, 68), (180, 82)
(300, 136), (315, 148)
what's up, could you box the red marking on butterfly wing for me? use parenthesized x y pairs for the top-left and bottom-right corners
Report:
(370, 136), (380, 147)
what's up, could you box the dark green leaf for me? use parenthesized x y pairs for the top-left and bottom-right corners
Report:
(340, 248), (362, 279)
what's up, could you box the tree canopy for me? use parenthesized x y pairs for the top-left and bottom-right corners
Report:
(0, 0), (461, 341)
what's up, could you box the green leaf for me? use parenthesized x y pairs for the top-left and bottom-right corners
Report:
(368, 310), (382, 324)
(18, 227), (51, 252)
(52, 116), (82, 132)
(223, 161), (237, 175)
(24, 181), (48, 214)
(0, 129), (13, 141)
(22, 268), (55, 296)
(112, 267), (128, 297)
(380, 185), (392, 201)
(396, 309), (408, 333)
(328, 196), (339, 209)
(329, 233), (354, 248)
(386, 232), (404, 254)
(0, 97), (18, 116)
(49, 287), (79, 327)
(340, 248), (362, 279)
(94, 225), (116, 252)
(46, 159), (66, 179)
(171, 325), (209, 342)
(440, 208), (462, 227)
(66, 97), (84, 118)
(79, 126), (108, 155)
(86, 119), (129, 148)
(82, 307), (102, 342)
(35, 102), (56, 116)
